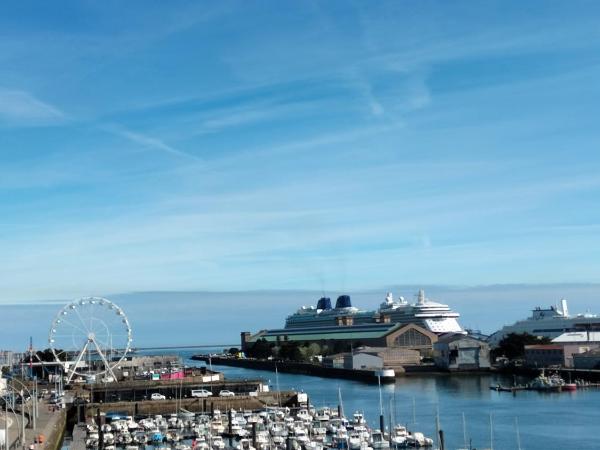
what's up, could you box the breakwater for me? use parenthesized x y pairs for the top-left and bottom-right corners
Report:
(192, 355), (394, 382)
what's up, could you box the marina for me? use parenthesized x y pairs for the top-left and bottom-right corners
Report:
(185, 353), (600, 450)
(73, 404), (435, 450)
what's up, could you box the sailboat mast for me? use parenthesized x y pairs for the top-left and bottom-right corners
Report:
(338, 387), (345, 419)
(489, 412), (494, 450)
(435, 407), (440, 450)
(378, 375), (385, 433)
(462, 412), (468, 449)
(275, 364), (281, 408)
(515, 417), (522, 450)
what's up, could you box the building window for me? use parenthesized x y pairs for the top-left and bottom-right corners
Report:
(394, 329), (431, 347)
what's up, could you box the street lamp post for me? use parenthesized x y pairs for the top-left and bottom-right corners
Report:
(3, 394), (24, 450)
(19, 397), (23, 450)
(4, 402), (8, 450)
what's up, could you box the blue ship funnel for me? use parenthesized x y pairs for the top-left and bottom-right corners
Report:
(335, 295), (352, 309)
(317, 297), (332, 310)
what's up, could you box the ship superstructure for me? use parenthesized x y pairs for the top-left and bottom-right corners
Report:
(284, 290), (464, 335)
(378, 290), (463, 334)
(488, 298), (600, 346)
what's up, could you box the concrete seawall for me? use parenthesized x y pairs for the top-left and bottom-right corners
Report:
(83, 391), (298, 418)
(191, 356), (388, 383)
(45, 409), (66, 450)
(76, 377), (269, 403)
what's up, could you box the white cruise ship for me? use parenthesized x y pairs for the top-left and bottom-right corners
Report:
(488, 298), (600, 347)
(284, 290), (464, 335)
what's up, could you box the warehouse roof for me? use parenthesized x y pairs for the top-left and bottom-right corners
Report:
(247, 322), (403, 343)
(552, 331), (600, 343)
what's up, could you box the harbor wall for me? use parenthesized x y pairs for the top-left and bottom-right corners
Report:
(191, 356), (391, 382)
(83, 391), (298, 417)
(43, 409), (66, 450)
(75, 377), (268, 403)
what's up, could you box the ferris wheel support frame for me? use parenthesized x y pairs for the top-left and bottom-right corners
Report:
(65, 335), (117, 384)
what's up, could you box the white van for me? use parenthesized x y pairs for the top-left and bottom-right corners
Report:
(191, 389), (213, 398)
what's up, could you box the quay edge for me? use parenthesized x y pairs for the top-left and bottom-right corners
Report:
(193, 355), (401, 383)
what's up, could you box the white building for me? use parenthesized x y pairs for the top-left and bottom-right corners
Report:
(552, 331), (600, 344)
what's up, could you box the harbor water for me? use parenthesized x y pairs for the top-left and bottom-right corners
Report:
(177, 350), (600, 450)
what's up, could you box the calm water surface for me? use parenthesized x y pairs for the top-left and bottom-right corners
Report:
(180, 350), (600, 450)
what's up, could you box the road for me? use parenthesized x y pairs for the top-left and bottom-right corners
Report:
(0, 408), (21, 449)
(2, 396), (65, 450)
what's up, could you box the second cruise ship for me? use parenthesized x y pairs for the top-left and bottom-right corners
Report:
(488, 298), (600, 346)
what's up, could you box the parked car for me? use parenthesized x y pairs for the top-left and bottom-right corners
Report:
(191, 389), (213, 398)
(151, 393), (166, 400)
(218, 390), (235, 397)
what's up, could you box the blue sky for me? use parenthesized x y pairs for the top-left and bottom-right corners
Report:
(2, 1), (600, 302)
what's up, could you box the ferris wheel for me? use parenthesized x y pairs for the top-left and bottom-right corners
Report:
(48, 297), (132, 383)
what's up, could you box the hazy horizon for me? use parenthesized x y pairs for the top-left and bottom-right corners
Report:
(2, 282), (599, 351)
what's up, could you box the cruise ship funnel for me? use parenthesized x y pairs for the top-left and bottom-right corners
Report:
(335, 295), (352, 309)
(316, 297), (332, 310)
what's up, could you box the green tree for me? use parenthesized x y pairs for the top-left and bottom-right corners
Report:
(36, 348), (66, 362)
(492, 333), (552, 360)
(307, 343), (321, 357)
(246, 338), (273, 359)
(279, 342), (302, 361)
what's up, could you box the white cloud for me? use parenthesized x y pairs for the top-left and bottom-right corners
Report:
(104, 125), (202, 162)
(0, 88), (63, 125)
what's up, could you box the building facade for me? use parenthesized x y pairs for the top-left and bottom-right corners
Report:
(524, 343), (600, 368)
(242, 323), (438, 355)
(573, 348), (600, 369)
(322, 346), (420, 371)
(433, 334), (491, 371)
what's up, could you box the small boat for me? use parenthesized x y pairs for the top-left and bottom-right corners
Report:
(405, 432), (433, 448)
(151, 432), (164, 443)
(370, 430), (389, 449)
(375, 369), (396, 383)
(236, 439), (256, 450)
(132, 432), (147, 444)
(211, 436), (226, 449)
(103, 433), (115, 445)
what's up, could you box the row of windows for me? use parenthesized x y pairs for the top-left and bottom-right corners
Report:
(527, 349), (562, 354)
(394, 329), (431, 347)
